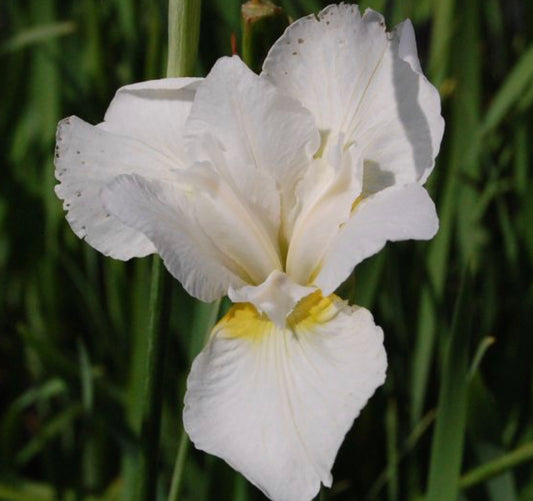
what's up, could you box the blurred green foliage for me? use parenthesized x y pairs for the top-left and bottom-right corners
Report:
(1, 0), (533, 500)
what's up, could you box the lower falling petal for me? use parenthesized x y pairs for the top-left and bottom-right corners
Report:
(183, 291), (387, 501)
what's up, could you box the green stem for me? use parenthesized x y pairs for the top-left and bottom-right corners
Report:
(164, 2), (204, 499)
(167, 0), (202, 78)
(460, 441), (533, 490)
(136, 257), (172, 501)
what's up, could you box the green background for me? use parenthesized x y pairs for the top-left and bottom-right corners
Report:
(1, 0), (533, 500)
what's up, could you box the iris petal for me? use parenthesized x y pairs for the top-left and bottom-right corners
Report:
(184, 292), (387, 501)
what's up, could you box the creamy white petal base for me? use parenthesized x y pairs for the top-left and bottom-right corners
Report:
(184, 293), (387, 501)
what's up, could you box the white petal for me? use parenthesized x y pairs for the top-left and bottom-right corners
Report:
(187, 56), (319, 184)
(55, 79), (199, 260)
(99, 77), (201, 165)
(262, 5), (444, 188)
(187, 134), (283, 280)
(228, 270), (316, 327)
(353, 20), (444, 188)
(185, 56), (320, 240)
(184, 293), (387, 501)
(314, 184), (439, 295)
(101, 173), (247, 301)
(55, 117), (167, 259)
(285, 143), (363, 285)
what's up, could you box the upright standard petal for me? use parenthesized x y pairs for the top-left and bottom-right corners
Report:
(186, 56), (319, 186)
(314, 184), (439, 295)
(185, 56), (320, 244)
(285, 143), (363, 285)
(184, 292), (387, 501)
(262, 4), (444, 189)
(55, 78), (199, 260)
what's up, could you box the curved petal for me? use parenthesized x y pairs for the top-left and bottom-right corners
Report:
(101, 173), (247, 302)
(285, 143), (363, 285)
(188, 134), (283, 278)
(262, 5), (444, 188)
(184, 292), (387, 501)
(185, 56), (320, 241)
(228, 270), (315, 327)
(55, 79), (199, 260)
(314, 184), (439, 295)
(99, 77), (201, 165)
(352, 20), (444, 189)
(55, 117), (170, 259)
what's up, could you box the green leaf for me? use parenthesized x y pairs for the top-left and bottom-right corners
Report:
(15, 404), (83, 466)
(426, 269), (474, 501)
(0, 21), (76, 55)
(482, 43), (533, 133)
(460, 441), (533, 491)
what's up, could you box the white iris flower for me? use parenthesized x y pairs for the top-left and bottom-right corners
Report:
(55, 5), (443, 501)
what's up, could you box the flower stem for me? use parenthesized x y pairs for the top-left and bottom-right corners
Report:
(164, 4), (205, 499)
(167, 0), (202, 78)
(136, 257), (172, 501)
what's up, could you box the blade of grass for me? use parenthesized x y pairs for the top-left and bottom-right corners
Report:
(386, 399), (399, 501)
(188, 300), (222, 363)
(363, 410), (436, 501)
(411, 0), (481, 427)
(168, 299), (221, 501)
(123, 259), (150, 500)
(167, 427), (190, 501)
(460, 441), (533, 490)
(426, 269), (474, 501)
(136, 257), (172, 501)
(427, 0), (455, 85)
(15, 404), (84, 466)
(467, 337), (496, 380)
(0, 480), (56, 501)
(0, 21), (76, 54)
(481, 42), (533, 133)
(234, 474), (249, 501)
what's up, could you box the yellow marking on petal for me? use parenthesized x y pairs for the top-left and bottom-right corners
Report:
(313, 130), (330, 159)
(287, 291), (338, 330)
(306, 264), (322, 286)
(214, 302), (274, 343)
(305, 196), (363, 286)
(351, 193), (364, 213)
(215, 291), (342, 343)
